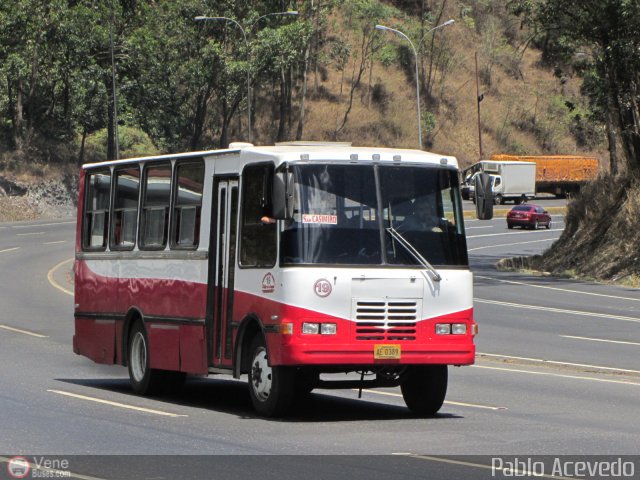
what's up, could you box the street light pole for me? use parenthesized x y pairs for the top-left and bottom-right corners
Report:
(195, 16), (251, 143)
(109, 0), (120, 159)
(250, 11), (298, 33)
(195, 12), (298, 145)
(375, 19), (455, 150)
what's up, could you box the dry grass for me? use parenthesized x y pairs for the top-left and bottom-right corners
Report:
(296, 9), (607, 170)
(0, 196), (39, 222)
(535, 174), (640, 282)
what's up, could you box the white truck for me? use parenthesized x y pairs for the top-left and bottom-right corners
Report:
(461, 161), (536, 205)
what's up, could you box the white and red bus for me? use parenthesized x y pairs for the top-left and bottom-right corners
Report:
(74, 142), (476, 416)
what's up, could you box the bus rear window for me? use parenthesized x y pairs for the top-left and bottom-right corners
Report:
(83, 170), (111, 250)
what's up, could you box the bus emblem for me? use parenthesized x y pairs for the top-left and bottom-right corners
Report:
(314, 279), (332, 297)
(261, 273), (276, 293)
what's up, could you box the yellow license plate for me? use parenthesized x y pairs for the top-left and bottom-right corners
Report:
(374, 344), (401, 360)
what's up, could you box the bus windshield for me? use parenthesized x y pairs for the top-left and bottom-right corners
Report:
(281, 163), (468, 267)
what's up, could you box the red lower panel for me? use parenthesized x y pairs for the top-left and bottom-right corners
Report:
(75, 319), (208, 375)
(74, 318), (116, 365)
(148, 324), (180, 371)
(179, 324), (207, 374)
(231, 290), (476, 367)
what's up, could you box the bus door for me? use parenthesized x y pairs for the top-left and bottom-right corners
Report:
(211, 177), (239, 367)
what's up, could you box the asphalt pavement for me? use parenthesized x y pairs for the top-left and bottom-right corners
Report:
(1, 210), (639, 479)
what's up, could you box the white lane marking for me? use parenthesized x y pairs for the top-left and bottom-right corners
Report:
(0, 324), (48, 338)
(10, 220), (76, 229)
(475, 275), (640, 302)
(16, 231), (45, 236)
(560, 335), (640, 347)
(472, 365), (640, 386)
(0, 247), (20, 254)
(464, 225), (494, 230)
(355, 389), (506, 410)
(43, 240), (66, 245)
(47, 258), (74, 296)
(475, 298), (640, 323)
(467, 228), (564, 238)
(468, 238), (558, 251)
(408, 455), (575, 480)
(478, 352), (640, 375)
(0, 457), (108, 480)
(48, 390), (188, 417)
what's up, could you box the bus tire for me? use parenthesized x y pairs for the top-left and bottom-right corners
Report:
(400, 365), (448, 416)
(128, 321), (164, 395)
(248, 336), (294, 417)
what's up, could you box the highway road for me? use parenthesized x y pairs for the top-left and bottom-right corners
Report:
(1, 205), (639, 479)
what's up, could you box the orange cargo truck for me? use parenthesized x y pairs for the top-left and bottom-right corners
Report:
(490, 154), (599, 197)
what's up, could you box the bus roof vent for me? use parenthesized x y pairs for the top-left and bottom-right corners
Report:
(393, 155), (402, 162)
(228, 142), (254, 149)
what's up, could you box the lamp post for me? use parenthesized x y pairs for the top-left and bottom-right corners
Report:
(195, 16), (251, 142)
(109, 0), (119, 159)
(375, 19), (455, 150)
(250, 11), (298, 33)
(195, 12), (298, 144)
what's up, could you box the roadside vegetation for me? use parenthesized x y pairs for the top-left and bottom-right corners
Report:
(1, 1), (638, 283)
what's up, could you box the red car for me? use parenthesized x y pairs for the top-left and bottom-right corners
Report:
(506, 204), (552, 230)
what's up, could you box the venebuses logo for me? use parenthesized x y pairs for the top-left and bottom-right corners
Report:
(7, 456), (30, 479)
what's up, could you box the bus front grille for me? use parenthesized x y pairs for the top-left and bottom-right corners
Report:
(352, 300), (420, 341)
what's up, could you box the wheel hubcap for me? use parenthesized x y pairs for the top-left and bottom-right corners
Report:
(130, 332), (146, 382)
(250, 347), (272, 401)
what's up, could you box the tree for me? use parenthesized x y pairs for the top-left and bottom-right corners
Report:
(514, 0), (640, 176)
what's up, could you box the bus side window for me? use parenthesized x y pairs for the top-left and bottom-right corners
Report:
(111, 167), (140, 250)
(240, 164), (276, 267)
(172, 160), (204, 249)
(140, 163), (172, 250)
(83, 169), (111, 250)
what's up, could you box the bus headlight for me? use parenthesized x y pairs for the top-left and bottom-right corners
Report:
(302, 323), (320, 334)
(452, 323), (467, 335)
(320, 323), (337, 335)
(435, 324), (451, 335)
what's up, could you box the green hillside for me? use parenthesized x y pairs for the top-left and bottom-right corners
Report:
(0, 0), (608, 172)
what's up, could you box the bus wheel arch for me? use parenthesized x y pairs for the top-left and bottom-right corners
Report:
(234, 315), (263, 379)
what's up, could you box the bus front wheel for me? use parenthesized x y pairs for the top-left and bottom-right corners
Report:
(248, 336), (294, 417)
(400, 365), (448, 416)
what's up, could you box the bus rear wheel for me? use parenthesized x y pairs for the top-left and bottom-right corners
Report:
(248, 336), (294, 417)
(128, 321), (185, 395)
(400, 365), (448, 416)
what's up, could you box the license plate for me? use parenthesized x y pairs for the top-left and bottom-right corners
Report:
(374, 344), (401, 360)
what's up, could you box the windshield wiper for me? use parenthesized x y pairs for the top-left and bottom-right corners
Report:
(386, 227), (442, 282)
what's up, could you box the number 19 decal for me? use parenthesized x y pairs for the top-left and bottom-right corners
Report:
(314, 279), (332, 297)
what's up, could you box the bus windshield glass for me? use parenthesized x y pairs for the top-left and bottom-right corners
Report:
(281, 163), (468, 267)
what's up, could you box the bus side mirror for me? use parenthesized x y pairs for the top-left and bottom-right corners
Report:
(475, 172), (494, 220)
(272, 171), (293, 220)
